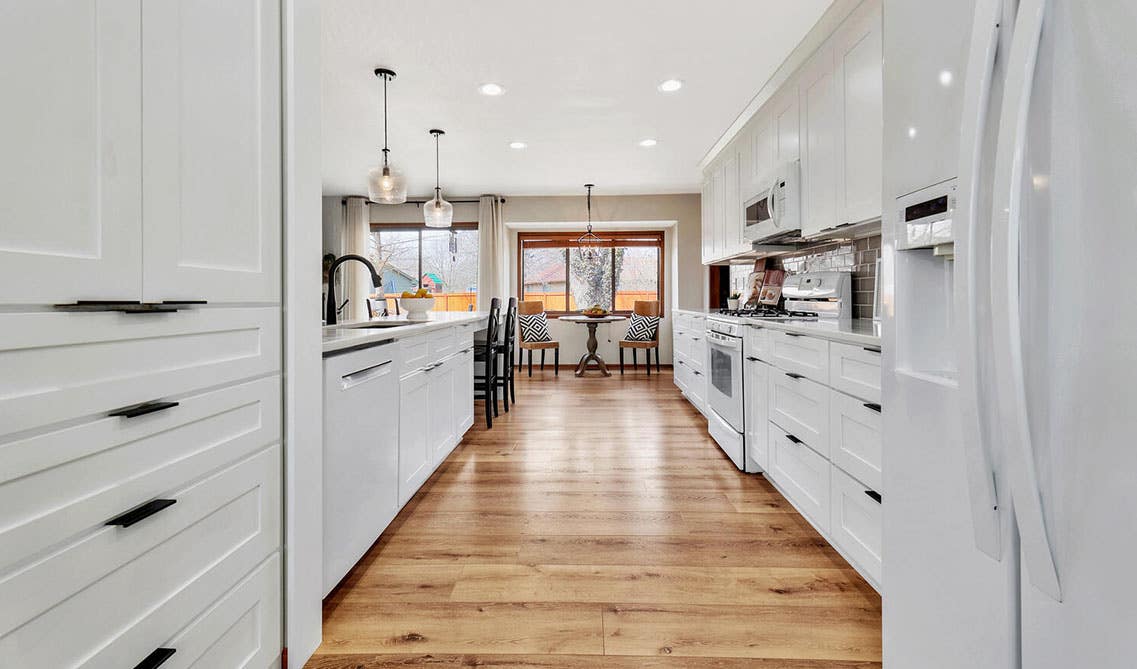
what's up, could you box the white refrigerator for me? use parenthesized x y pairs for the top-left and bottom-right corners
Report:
(883, 1), (1137, 667)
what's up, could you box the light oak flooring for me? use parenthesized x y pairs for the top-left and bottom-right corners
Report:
(307, 367), (882, 668)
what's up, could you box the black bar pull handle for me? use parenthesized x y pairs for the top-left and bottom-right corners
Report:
(161, 299), (207, 305)
(786, 433), (803, 444)
(106, 499), (176, 528)
(53, 301), (180, 314)
(865, 490), (882, 504)
(785, 372), (804, 380)
(863, 402), (882, 413)
(863, 346), (881, 354)
(108, 401), (179, 419)
(132, 648), (176, 669)
(784, 332), (804, 338)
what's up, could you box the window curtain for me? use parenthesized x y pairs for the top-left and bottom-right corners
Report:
(343, 196), (372, 321)
(477, 195), (507, 309)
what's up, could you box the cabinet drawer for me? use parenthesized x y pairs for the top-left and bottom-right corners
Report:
(830, 465), (882, 585)
(769, 329), (829, 384)
(769, 369), (830, 457)
(674, 352), (689, 393)
(0, 307), (281, 439)
(745, 324), (771, 360)
(400, 333), (430, 375)
(769, 423), (830, 532)
(429, 325), (457, 359)
(830, 389), (883, 492)
(687, 333), (707, 374)
(161, 553), (281, 669)
(829, 341), (882, 402)
(0, 376), (280, 573)
(455, 320), (481, 349)
(0, 445), (280, 667)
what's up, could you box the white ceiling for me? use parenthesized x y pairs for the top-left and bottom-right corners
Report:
(321, 0), (833, 198)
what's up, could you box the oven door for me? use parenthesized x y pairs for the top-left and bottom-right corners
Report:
(706, 331), (744, 432)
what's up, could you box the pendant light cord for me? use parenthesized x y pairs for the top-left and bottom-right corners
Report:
(382, 73), (390, 166)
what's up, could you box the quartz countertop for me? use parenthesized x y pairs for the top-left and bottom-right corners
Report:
(322, 311), (489, 355)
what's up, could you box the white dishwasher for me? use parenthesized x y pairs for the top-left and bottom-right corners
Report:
(322, 341), (401, 595)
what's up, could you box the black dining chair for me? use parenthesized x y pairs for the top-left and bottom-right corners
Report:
(493, 297), (518, 409)
(473, 298), (502, 427)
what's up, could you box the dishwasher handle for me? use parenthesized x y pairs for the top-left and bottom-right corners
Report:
(340, 359), (394, 390)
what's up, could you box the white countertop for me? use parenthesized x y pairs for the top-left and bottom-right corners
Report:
(672, 308), (881, 347)
(322, 311), (490, 355)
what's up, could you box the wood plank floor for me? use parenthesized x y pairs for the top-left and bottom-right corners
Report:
(307, 368), (882, 669)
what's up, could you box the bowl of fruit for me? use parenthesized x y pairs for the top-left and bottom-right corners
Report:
(582, 305), (610, 318)
(398, 289), (435, 321)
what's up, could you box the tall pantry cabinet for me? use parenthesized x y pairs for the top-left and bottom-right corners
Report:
(0, 2), (285, 667)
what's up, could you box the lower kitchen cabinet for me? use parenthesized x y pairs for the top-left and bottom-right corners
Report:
(429, 353), (458, 468)
(830, 465), (882, 586)
(769, 423), (831, 533)
(743, 354), (770, 471)
(398, 367), (432, 507)
(829, 388), (883, 492)
(769, 367), (831, 457)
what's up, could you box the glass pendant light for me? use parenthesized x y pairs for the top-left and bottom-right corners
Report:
(577, 184), (601, 261)
(424, 129), (453, 228)
(368, 68), (408, 204)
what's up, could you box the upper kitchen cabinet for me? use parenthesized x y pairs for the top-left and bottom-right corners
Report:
(800, 44), (839, 238)
(774, 82), (801, 164)
(141, 0), (282, 304)
(834, 0), (883, 228)
(722, 149), (745, 257)
(744, 109), (776, 196)
(701, 176), (714, 264)
(0, 2), (143, 305)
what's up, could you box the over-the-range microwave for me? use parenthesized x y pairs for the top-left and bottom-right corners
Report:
(744, 159), (801, 244)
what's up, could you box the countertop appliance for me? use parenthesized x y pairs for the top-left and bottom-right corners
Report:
(744, 159), (801, 244)
(322, 341), (400, 596)
(705, 316), (754, 472)
(782, 271), (852, 319)
(884, 2), (1137, 667)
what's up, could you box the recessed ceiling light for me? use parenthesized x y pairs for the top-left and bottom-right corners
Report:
(478, 82), (505, 96)
(509, 141), (527, 149)
(657, 78), (684, 92)
(639, 138), (658, 147)
(938, 70), (954, 86)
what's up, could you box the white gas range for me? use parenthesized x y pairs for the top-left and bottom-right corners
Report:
(705, 271), (851, 472)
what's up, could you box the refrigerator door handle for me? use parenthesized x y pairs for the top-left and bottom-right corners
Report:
(990, 0), (1062, 601)
(953, 0), (1004, 561)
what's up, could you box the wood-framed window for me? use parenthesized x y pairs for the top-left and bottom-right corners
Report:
(517, 231), (664, 316)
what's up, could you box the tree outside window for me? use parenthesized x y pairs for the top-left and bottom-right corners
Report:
(369, 223), (479, 313)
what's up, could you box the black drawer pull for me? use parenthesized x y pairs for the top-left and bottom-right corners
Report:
(53, 301), (180, 314)
(785, 434), (803, 444)
(863, 402), (882, 413)
(161, 300), (207, 305)
(863, 346), (881, 354)
(106, 499), (176, 528)
(864, 490), (882, 504)
(746, 356), (765, 363)
(108, 401), (179, 419)
(133, 648), (176, 669)
(784, 332), (804, 338)
(785, 372), (804, 380)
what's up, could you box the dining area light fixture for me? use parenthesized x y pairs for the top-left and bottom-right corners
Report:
(368, 67), (408, 204)
(424, 129), (453, 228)
(577, 184), (602, 261)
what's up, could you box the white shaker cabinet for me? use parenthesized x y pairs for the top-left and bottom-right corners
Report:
(834, 0), (883, 228)
(701, 176), (714, 264)
(429, 354), (458, 467)
(141, 0), (282, 304)
(0, 2), (142, 305)
(800, 44), (839, 238)
(774, 83), (801, 164)
(398, 367), (432, 506)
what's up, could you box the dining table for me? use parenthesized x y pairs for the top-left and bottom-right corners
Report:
(558, 314), (627, 377)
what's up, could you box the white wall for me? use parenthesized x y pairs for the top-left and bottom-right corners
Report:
(503, 193), (703, 366)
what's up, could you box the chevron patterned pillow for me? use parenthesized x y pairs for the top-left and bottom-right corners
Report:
(518, 313), (551, 342)
(625, 313), (659, 341)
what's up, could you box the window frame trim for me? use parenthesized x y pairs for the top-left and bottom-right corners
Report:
(517, 230), (665, 317)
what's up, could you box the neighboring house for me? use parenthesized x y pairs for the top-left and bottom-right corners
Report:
(522, 263), (567, 295)
(421, 272), (444, 293)
(381, 266), (418, 294)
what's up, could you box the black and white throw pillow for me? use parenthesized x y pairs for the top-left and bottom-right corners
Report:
(518, 313), (551, 342)
(625, 313), (659, 341)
